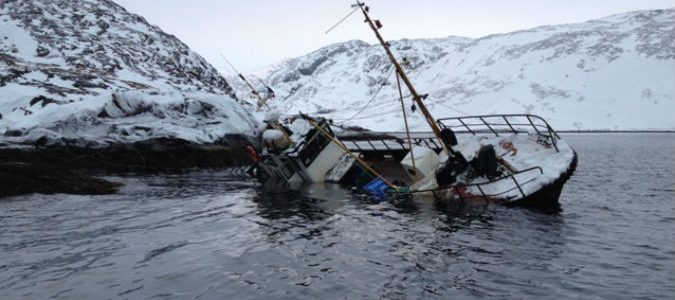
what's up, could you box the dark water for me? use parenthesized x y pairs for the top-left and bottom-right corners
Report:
(1, 134), (674, 299)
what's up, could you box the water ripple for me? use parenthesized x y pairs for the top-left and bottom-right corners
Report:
(0, 134), (674, 299)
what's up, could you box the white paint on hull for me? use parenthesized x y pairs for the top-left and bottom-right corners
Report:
(288, 142), (345, 183)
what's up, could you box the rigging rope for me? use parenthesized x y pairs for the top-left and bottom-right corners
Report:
(220, 53), (290, 140)
(305, 117), (399, 191)
(306, 58), (468, 125)
(333, 67), (396, 123)
(397, 71), (418, 183)
(325, 7), (360, 34)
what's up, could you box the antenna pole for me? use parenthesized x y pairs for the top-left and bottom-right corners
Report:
(220, 54), (290, 141)
(355, 1), (449, 153)
(220, 54), (271, 111)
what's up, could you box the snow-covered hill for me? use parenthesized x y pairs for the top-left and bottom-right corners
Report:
(233, 8), (675, 131)
(0, 0), (256, 147)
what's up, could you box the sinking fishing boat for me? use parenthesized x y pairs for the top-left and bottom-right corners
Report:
(246, 1), (576, 210)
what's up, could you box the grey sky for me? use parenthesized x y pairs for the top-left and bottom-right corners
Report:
(114, 0), (674, 73)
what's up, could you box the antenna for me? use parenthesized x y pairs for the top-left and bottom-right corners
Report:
(325, 6), (359, 34)
(219, 55), (291, 141)
(219, 53), (241, 75)
(355, 1), (449, 154)
(220, 54), (266, 106)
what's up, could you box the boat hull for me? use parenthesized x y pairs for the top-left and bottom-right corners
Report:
(432, 151), (578, 211)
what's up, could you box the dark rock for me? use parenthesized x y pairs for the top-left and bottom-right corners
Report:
(0, 0), (239, 100)
(0, 68), (30, 86)
(0, 139), (249, 172)
(36, 45), (50, 57)
(0, 138), (252, 198)
(0, 162), (121, 198)
(298, 55), (328, 76)
(97, 109), (110, 118)
(73, 80), (108, 89)
(29, 95), (59, 107)
(4, 130), (24, 137)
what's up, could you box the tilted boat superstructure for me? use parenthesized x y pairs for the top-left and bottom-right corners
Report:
(247, 2), (577, 210)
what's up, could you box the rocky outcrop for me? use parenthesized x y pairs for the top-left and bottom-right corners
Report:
(0, 0), (259, 197)
(0, 0), (258, 149)
(0, 0), (235, 97)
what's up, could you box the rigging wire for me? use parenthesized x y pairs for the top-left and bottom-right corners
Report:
(336, 97), (467, 122)
(305, 117), (399, 191)
(253, 75), (274, 92)
(332, 65), (472, 123)
(332, 67), (396, 123)
(219, 53), (242, 75)
(435, 102), (471, 117)
(324, 7), (360, 34)
(220, 54), (289, 140)
(396, 71), (418, 182)
(333, 64), (436, 123)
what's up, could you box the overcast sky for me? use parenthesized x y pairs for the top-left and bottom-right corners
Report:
(114, 0), (674, 73)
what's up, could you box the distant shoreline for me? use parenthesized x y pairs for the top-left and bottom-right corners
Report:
(365, 130), (675, 136)
(557, 130), (675, 133)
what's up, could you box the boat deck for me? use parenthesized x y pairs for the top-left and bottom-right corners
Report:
(335, 115), (575, 203)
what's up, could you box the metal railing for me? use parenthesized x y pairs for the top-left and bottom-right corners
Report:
(436, 166), (544, 201)
(339, 134), (443, 153)
(436, 114), (560, 152)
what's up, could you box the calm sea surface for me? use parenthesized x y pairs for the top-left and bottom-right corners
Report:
(1, 133), (674, 299)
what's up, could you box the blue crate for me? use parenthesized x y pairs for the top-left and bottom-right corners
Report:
(364, 178), (388, 201)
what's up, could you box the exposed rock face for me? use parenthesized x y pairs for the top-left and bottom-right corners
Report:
(0, 0), (259, 197)
(0, 0), (235, 96)
(0, 0), (258, 148)
(233, 9), (675, 131)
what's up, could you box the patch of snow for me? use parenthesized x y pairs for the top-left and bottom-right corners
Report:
(0, 0), (256, 147)
(262, 129), (285, 142)
(232, 8), (675, 131)
(0, 90), (257, 147)
(454, 132), (575, 199)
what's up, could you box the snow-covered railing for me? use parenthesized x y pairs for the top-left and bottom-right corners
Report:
(436, 114), (560, 152)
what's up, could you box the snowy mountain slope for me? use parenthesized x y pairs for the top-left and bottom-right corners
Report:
(0, 0), (256, 147)
(234, 9), (674, 131)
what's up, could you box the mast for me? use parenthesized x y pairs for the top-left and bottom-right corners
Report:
(240, 74), (268, 109)
(220, 54), (272, 111)
(220, 54), (290, 140)
(355, 1), (449, 153)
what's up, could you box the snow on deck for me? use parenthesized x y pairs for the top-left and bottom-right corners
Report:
(453, 132), (575, 199)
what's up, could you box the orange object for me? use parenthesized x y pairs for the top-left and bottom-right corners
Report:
(246, 145), (260, 163)
(499, 141), (518, 156)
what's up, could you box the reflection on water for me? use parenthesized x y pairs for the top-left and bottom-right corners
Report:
(0, 134), (674, 299)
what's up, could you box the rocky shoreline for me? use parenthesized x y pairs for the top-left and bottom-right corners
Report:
(0, 138), (252, 198)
